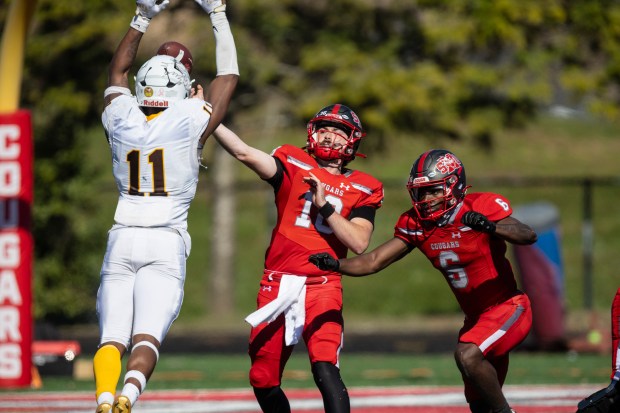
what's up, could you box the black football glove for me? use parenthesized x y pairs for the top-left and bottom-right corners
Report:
(461, 211), (496, 233)
(309, 253), (340, 271)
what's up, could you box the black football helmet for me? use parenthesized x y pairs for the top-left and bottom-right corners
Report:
(306, 104), (366, 162)
(407, 149), (469, 221)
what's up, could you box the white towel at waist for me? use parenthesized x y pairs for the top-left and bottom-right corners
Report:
(245, 274), (307, 345)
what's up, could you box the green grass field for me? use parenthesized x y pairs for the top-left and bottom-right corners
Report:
(24, 351), (612, 393)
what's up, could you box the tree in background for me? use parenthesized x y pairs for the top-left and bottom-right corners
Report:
(232, 0), (620, 149)
(14, 1), (131, 323)
(3, 0), (620, 322)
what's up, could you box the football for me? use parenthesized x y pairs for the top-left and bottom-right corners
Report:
(157, 41), (194, 74)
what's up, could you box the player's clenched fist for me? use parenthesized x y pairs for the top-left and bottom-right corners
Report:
(195, 0), (226, 14)
(309, 253), (340, 271)
(461, 211), (496, 233)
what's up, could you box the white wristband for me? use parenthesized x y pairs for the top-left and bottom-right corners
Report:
(104, 86), (131, 98)
(210, 12), (239, 76)
(130, 14), (151, 33)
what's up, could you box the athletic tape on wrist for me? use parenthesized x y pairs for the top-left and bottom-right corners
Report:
(124, 370), (147, 392)
(104, 86), (131, 98)
(132, 341), (159, 362)
(130, 14), (151, 33)
(208, 4), (227, 14)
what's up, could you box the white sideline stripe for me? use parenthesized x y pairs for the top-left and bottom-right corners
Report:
(505, 387), (588, 398)
(352, 394), (465, 406)
(0, 385), (599, 413)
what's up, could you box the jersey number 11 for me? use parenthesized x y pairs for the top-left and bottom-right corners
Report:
(126, 148), (168, 196)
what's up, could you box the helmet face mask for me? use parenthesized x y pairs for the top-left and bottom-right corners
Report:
(407, 150), (468, 222)
(135, 55), (191, 109)
(306, 104), (365, 163)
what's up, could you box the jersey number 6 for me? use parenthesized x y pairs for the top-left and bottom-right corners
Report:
(439, 250), (469, 289)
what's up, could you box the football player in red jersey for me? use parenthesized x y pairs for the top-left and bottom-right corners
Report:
(576, 287), (620, 413)
(309, 149), (537, 413)
(212, 104), (384, 413)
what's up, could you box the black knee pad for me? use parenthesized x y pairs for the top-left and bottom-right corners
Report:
(253, 386), (290, 413)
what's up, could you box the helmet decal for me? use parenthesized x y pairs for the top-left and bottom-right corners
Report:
(435, 153), (462, 175)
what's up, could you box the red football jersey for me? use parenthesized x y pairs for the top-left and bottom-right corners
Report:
(265, 145), (383, 277)
(394, 192), (518, 317)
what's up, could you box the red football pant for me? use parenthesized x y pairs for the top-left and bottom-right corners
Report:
(458, 293), (532, 402)
(248, 273), (344, 388)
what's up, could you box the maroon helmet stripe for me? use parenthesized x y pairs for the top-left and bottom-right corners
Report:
(417, 150), (432, 174)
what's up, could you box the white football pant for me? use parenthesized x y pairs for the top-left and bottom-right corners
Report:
(97, 226), (187, 346)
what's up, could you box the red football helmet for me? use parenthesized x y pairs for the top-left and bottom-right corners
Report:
(407, 149), (469, 222)
(306, 104), (366, 162)
(157, 41), (194, 74)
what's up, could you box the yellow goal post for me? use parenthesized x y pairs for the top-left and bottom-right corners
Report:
(0, 0), (37, 113)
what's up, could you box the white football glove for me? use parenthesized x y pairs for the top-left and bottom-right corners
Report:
(195, 0), (226, 14)
(136, 0), (170, 19)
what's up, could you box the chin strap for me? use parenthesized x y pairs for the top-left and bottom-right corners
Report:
(436, 201), (463, 227)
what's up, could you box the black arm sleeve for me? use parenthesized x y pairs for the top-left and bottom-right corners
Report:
(264, 157), (284, 192)
(348, 205), (376, 225)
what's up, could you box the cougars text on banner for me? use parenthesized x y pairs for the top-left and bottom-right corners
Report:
(0, 110), (33, 388)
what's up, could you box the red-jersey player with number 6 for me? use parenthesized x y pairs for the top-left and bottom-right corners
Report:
(309, 149), (537, 413)
(213, 104), (383, 413)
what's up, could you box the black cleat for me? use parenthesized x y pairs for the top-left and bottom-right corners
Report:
(576, 380), (619, 412)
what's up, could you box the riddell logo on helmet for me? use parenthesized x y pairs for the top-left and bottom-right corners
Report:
(435, 154), (461, 174)
(143, 100), (168, 107)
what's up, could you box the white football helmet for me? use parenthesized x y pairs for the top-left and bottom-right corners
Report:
(135, 55), (191, 108)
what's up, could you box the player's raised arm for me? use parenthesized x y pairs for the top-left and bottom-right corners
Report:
(212, 123), (278, 180)
(105, 0), (170, 105)
(196, 0), (240, 144)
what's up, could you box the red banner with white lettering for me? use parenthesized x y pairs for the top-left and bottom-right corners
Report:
(0, 110), (33, 388)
